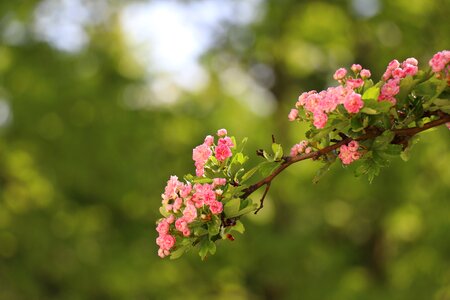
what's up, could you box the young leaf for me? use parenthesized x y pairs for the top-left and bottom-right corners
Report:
(362, 86), (380, 100)
(170, 245), (190, 260)
(258, 161), (281, 177)
(272, 143), (284, 161)
(198, 237), (209, 260)
(240, 165), (260, 183)
(224, 198), (241, 218)
(231, 220), (245, 234)
(313, 160), (334, 184)
(208, 240), (216, 255)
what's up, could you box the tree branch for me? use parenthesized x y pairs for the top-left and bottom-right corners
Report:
(242, 112), (450, 200)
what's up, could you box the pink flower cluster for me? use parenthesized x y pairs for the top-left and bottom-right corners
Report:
(429, 50), (450, 76)
(379, 58), (418, 104)
(290, 140), (312, 157)
(290, 65), (372, 129)
(293, 85), (364, 129)
(193, 129), (235, 176)
(338, 141), (361, 165)
(157, 175), (226, 258)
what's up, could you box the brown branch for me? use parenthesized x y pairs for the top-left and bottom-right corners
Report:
(242, 112), (450, 200)
(254, 182), (271, 215)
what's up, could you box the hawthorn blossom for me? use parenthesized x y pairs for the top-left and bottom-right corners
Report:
(343, 93), (364, 114)
(204, 135), (214, 146)
(193, 143), (212, 176)
(333, 68), (347, 81)
(156, 234), (176, 258)
(351, 64), (362, 73)
(290, 140), (309, 157)
(217, 128), (228, 137)
(339, 141), (361, 165)
(288, 108), (299, 121)
(429, 50), (450, 73)
(360, 69), (371, 79)
(215, 143), (232, 161)
(209, 200), (223, 215)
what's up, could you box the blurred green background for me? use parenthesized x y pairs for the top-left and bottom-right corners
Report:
(0, 0), (449, 299)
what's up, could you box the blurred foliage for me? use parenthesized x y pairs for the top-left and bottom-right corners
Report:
(0, 0), (449, 299)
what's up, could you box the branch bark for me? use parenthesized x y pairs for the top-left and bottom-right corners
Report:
(242, 112), (450, 200)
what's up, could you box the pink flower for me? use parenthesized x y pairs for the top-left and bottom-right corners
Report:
(192, 184), (216, 208)
(429, 50), (450, 73)
(163, 176), (180, 201)
(209, 200), (223, 215)
(351, 64), (362, 73)
(333, 68), (347, 81)
(179, 183), (192, 198)
(193, 143), (212, 177)
(175, 217), (189, 233)
(403, 57), (418, 66)
(218, 137), (234, 148)
(166, 215), (175, 224)
(382, 59), (400, 81)
(403, 64), (418, 77)
(297, 90), (317, 107)
(346, 78), (364, 90)
(392, 68), (405, 79)
(217, 128), (228, 137)
(288, 108), (299, 121)
(156, 219), (170, 235)
(379, 78), (400, 104)
(213, 178), (226, 187)
(347, 140), (359, 152)
(156, 234), (176, 256)
(343, 93), (363, 114)
(215, 144), (232, 161)
(360, 69), (371, 79)
(182, 203), (197, 223)
(172, 197), (183, 212)
(313, 111), (328, 129)
(338, 142), (361, 165)
(290, 140), (309, 157)
(204, 135), (214, 146)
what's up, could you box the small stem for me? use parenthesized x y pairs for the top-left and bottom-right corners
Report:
(254, 182), (271, 214)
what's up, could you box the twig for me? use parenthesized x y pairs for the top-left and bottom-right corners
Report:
(254, 182), (271, 215)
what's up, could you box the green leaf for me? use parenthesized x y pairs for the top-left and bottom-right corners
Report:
(397, 76), (422, 106)
(361, 99), (392, 115)
(400, 135), (420, 161)
(224, 198), (241, 218)
(193, 226), (208, 236)
(262, 150), (273, 162)
(235, 203), (258, 217)
(361, 107), (378, 115)
(362, 86), (380, 100)
(354, 158), (380, 183)
(208, 221), (220, 237)
(198, 237), (209, 260)
(350, 116), (364, 132)
(312, 161), (334, 184)
(372, 130), (395, 150)
(240, 165), (260, 183)
(231, 220), (245, 234)
(190, 177), (213, 184)
(258, 161), (281, 177)
(208, 240), (216, 255)
(159, 207), (170, 218)
(170, 245), (189, 260)
(272, 143), (284, 161)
